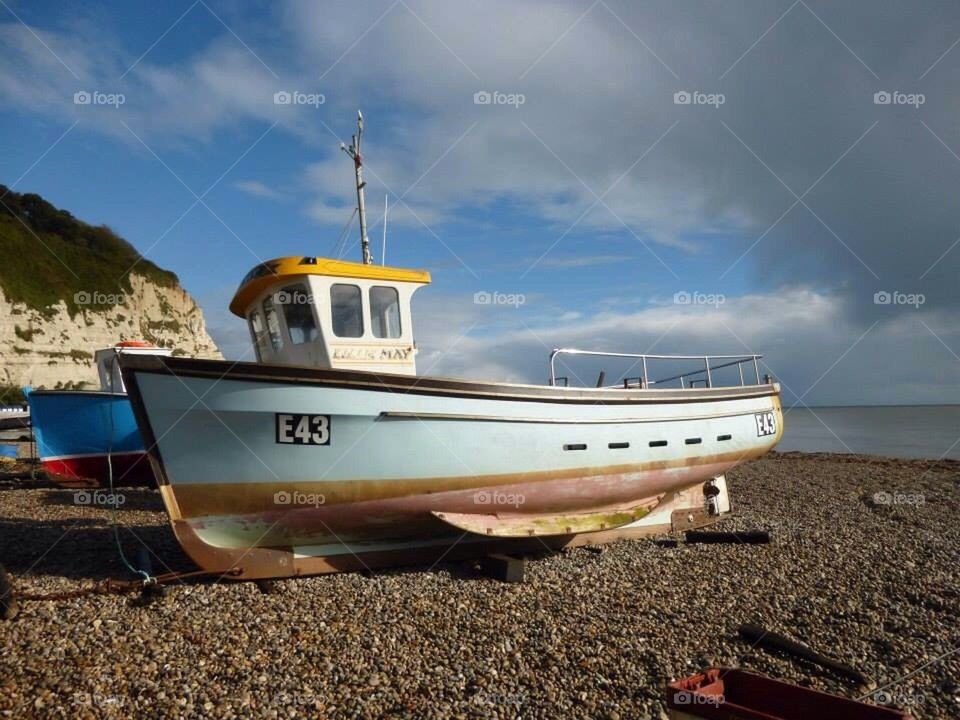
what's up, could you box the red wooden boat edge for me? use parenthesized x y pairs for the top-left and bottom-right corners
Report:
(665, 667), (913, 720)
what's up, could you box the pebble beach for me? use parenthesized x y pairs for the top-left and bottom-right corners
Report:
(1, 451), (958, 719)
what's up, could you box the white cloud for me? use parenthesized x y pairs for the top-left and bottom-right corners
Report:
(409, 287), (960, 405)
(234, 180), (283, 200)
(6, 1), (960, 407)
(537, 254), (636, 268)
(0, 2), (750, 249)
(204, 280), (960, 404)
(5, 1), (958, 290)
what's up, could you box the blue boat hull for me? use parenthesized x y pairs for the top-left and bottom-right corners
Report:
(26, 390), (154, 487)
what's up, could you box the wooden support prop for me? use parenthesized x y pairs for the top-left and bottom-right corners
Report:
(480, 554), (526, 583)
(686, 529), (770, 545)
(0, 563), (18, 620)
(738, 623), (873, 688)
(670, 507), (713, 532)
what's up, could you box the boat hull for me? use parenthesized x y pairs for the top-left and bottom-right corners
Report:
(120, 356), (783, 578)
(27, 390), (153, 488)
(39, 451), (154, 489)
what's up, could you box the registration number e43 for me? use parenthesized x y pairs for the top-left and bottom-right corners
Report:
(754, 411), (777, 437)
(276, 413), (331, 445)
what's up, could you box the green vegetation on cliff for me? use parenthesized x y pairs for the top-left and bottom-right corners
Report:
(0, 186), (179, 315)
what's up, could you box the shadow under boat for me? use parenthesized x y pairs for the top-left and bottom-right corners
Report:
(38, 486), (164, 512)
(0, 516), (193, 581)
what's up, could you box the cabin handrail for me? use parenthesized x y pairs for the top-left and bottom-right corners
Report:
(547, 348), (764, 388)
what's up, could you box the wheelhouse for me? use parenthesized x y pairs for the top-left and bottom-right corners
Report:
(230, 255), (431, 375)
(94, 342), (173, 392)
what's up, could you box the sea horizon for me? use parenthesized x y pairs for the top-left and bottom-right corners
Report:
(776, 404), (960, 460)
(789, 402), (960, 409)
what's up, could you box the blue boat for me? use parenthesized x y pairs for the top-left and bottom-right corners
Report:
(26, 342), (170, 487)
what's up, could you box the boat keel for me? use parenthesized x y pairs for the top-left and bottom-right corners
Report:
(431, 494), (664, 537)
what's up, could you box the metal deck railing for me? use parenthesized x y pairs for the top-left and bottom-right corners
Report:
(547, 348), (765, 389)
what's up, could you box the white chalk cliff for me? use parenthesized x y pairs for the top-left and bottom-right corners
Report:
(0, 274), (221, 389)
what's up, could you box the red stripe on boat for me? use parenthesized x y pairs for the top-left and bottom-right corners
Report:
(41, 453), (155, 488)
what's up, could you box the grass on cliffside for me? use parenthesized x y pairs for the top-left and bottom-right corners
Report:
(0, 186), (179, 316)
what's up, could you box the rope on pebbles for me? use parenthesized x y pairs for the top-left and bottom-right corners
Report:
(0, 563), (243, 616)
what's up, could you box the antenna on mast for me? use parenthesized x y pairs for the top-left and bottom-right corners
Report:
(340, 110), (372, 264)
(382, 195), (388, 266)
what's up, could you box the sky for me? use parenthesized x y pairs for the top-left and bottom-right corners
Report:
(2, 0), (960, 407)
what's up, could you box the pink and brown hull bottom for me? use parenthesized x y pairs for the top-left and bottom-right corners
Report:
(161, 451), (754, 579)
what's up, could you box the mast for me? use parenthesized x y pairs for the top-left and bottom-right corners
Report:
(382, 194), (388, 265)
(341, 111), (372, 264)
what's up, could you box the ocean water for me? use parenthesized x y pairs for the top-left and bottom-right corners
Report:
(777, 405), (960, 460)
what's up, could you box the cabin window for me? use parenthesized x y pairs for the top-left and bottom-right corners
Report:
(331, 284), (364, 338)
(248, 309), (270, 360)
(262, 296), (284, 351)
(278, 284), (319, 345)
(370, 286), (401, 338)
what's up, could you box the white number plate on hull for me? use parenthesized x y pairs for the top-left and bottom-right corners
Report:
(276, 414), (331, 445)
(754, 411), (777, 437)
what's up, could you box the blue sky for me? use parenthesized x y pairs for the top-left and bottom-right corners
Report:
(3, 0), (960, 409)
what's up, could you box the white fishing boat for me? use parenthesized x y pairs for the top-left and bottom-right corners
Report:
(119, 113), (783, 579)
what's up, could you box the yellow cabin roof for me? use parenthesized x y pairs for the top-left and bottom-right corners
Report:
(229, 256), (431, 317)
